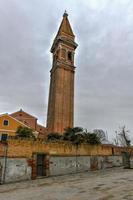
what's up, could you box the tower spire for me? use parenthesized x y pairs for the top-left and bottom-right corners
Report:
(57, 11), (74, 38)
(51, 12), (77, 53)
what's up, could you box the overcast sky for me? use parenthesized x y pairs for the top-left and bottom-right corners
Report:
(0, 0), (133, 140)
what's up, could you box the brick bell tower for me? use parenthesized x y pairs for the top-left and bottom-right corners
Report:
(46, 11), (78, 134)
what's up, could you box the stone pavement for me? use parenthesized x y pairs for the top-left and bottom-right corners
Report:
(0, 168), (133, 200)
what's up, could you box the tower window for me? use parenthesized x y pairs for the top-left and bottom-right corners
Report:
(68, 51), (72, 61)
(61, 49), (66, 59)
(3, 120), (9, 126)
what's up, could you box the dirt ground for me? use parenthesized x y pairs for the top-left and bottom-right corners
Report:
(0, 168), (133, 200)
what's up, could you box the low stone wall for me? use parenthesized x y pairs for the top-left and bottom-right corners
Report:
(0, 139), (132, 183)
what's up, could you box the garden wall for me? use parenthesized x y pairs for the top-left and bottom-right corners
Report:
(0, 139), (131, 183)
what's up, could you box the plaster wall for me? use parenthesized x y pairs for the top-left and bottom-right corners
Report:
(0, 158), (31, 183)
(49, 156), (90, 176)
(49, 155), (123, 176)
(0, 155), (124, 183)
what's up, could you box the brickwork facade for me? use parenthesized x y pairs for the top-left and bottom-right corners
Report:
(47, 12), (78, 134)
(0, 139), (130, 158)
(11, 110), (37, 130)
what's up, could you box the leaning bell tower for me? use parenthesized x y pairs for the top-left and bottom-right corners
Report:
(46, 12), (78, 134)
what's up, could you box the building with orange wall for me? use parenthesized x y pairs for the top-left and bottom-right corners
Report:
(10, 109), (47, 139)
(0, 113), (30, 137)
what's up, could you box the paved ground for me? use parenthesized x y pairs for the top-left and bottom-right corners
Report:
(0, 168), (133, 200)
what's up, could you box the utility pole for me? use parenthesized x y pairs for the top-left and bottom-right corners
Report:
(0, 134), (8, 184)
(2, 142), (8, 184)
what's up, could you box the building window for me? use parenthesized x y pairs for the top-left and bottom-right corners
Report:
(3, 120), (9, 126)
(1, 133), (8, 141)
(68, 51), (72, 61)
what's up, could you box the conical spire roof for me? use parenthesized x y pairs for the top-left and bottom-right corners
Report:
(51, 12), (77, 53)
(57, 11), (75, 38)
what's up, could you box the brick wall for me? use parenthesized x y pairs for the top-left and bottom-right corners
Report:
(0, 139), (132, 158)
(0, 143), (5, 157)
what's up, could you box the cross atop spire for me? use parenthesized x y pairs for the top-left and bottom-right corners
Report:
(63, 10), (68, 17)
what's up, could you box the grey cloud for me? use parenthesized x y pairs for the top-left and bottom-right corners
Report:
(0, 0), (133, 140)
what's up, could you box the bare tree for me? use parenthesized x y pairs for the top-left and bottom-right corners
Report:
(92, 129), (109, 144)
(114, 126), (131, 147)
(113, 131), (119, 146)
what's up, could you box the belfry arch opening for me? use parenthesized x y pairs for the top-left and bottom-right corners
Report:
(68, 51), (72, 61)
